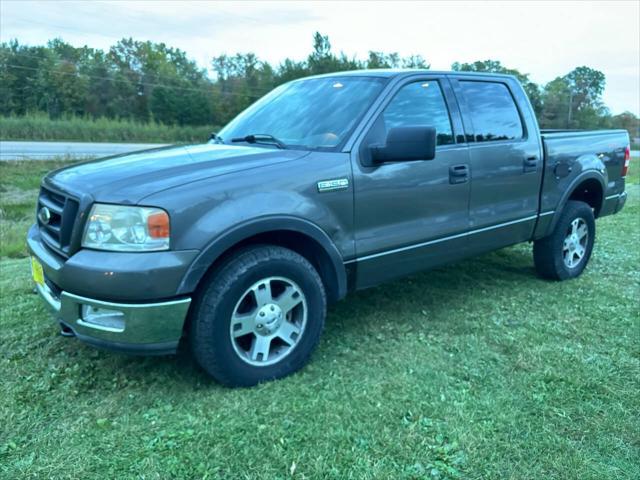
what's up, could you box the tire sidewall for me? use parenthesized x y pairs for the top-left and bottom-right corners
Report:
(194, 252), (325, 386)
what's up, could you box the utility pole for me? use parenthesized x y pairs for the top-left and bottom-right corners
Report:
(567, 90), (573, 129)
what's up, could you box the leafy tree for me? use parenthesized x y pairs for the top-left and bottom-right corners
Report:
(307, 32), (335, 74)
(306, 32), (362, 75)
(610, 111), (639, 140)
(0, 34), (629, 134)
(540, 66), (608, 129)
(366, 51), (401, 69)
(564, 66), (605, 111)
(539, 77), (572, 129)
(563, 66), (607, 129)
(212, 53), (275, 124)
(402, 55), (429, 69)
(275, 58), (309, 84)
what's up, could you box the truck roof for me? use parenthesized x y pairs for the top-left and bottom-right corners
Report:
(305, 69), (518, 80)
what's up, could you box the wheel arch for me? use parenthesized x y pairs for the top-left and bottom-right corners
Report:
(176, 216), (348, 304)
(546, 170), (605, 235)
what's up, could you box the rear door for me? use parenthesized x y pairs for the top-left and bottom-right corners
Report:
(451, 76), (543, 253)
(350, 76), (471, 288)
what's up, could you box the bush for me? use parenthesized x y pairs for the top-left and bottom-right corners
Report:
(0, 114), (216, 143)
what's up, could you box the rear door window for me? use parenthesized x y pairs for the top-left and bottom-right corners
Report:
(460, 81), (523, 142)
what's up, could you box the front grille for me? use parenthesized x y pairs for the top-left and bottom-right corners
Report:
(37, 186), (80, 257)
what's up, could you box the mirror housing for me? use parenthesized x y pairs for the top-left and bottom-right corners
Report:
(370, 126), (436, 163)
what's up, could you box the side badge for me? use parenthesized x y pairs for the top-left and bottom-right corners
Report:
(317, 178), (349, 193)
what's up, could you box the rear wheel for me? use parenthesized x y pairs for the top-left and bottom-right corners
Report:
(189, 245), (326, 387)
(533, 200), (595, 280)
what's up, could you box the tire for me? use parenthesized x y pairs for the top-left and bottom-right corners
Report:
(533, 200), (595, 280)
(189, 245), (326, 387)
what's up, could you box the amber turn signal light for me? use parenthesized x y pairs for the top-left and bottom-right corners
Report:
(147, 211), (170, 239)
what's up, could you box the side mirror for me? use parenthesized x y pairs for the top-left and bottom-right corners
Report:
(370, 126), (436, 163)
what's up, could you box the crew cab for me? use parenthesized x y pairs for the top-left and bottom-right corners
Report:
(27, 70), (630, 386)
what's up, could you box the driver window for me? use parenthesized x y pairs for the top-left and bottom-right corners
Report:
(383, 81), (454, 146)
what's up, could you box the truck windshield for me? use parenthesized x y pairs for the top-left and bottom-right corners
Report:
(217, 76), (387, 150)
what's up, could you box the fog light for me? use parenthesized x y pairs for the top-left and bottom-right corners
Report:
(81, 305), (125, 332)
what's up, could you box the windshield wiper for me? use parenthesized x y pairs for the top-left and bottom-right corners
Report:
(230, 134), (287, 149)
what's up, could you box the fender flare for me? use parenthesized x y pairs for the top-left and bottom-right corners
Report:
(546, 169), (606, 235)
(176, 215), (348, 300)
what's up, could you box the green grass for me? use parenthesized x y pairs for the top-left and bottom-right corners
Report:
(0, 161), (638, 479)
(0, 114), (215, 143)
(0, 159), (83, 258)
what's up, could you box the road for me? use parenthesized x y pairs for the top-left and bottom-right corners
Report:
(0, 141), (169, 160)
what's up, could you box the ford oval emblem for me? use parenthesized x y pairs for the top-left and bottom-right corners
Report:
(38, 206), (51, 225)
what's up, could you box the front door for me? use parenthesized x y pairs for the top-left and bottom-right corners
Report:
(351, 77), (471, 288)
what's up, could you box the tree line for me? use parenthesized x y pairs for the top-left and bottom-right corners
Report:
(1, 33), (638, 138)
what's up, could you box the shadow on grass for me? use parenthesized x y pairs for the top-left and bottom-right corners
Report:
(327, 244), (536, 330)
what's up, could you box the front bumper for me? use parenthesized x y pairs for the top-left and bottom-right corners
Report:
(26, 224), (199, 301)
(27, 224), (194, 354)
(35, 280), (191, 355)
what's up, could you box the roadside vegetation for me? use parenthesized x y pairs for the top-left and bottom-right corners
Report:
(0, 114), (213, 143)
(0, 159), (638, 478)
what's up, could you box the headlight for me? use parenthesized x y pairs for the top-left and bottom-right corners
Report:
(82, 204), (170, 252)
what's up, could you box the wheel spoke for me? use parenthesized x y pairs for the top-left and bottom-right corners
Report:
(231, 312), (254, 338)
(577, 223), (588, 240)
(249, 335), (271, 362)
(277, 321), (301, 345)
(564, 250), (571, 265)
(277, 286), (303, 314)
(230, 275), (308, 367)
(571, 219), (579, 235)
(252, 281), (273, 306)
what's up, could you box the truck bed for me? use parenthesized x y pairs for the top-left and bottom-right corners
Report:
(538, 128), (629, 219)
(541, 128), (628, 139)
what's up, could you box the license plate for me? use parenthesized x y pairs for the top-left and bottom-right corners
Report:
(30, 257), (45, 286)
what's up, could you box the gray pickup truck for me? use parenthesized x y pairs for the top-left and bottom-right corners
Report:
(28, 70), (630, 386)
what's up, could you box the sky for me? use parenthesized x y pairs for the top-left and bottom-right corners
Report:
(1, 0), (639, 115)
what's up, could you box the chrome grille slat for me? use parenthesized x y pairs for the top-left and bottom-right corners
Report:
(37, 186), (80, 258)
(41, 229), (63, 252)
(38, 196), (64, 215)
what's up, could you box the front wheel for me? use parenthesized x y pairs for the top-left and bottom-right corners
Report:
(533, 200), (595, 280)
(189, 245), (326, 387)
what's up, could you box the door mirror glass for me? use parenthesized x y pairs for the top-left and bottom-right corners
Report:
(370, 126), (436, 163)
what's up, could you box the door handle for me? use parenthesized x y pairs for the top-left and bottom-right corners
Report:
(449, 164), (469, 184)
(524, 156), (538, 173)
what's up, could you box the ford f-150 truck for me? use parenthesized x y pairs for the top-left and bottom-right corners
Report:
(28, 70), (630, 386)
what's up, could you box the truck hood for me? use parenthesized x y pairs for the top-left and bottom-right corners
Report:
(45, 143), (309, 204)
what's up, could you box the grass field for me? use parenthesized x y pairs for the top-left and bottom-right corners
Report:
(0, 159), (638, 479)
(0, 114), (214, 143)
